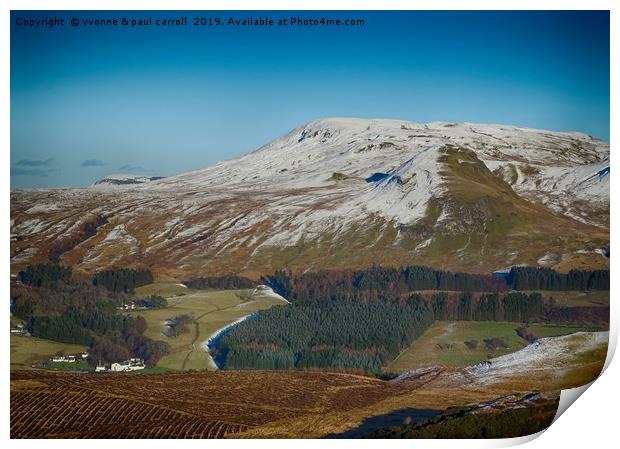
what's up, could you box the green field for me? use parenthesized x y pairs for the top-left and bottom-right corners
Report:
(10, 334), (87, 370)
(521, 323), (604, 339)
(133, 282), (192, 298)
(128, 283), (287, 371)
(385, 321), (598, 373)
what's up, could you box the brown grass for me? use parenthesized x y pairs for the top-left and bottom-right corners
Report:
(11, 333), (606, 439)
(10, 159), (609, 279)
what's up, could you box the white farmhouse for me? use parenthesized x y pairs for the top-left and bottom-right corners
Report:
(110, 358), (146, 372)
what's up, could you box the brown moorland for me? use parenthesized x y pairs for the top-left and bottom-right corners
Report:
(11, 331), (606, 439)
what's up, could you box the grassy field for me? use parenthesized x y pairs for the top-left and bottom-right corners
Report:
(128, 283), (287, 371)
(385, 321), (598, 373)
(538, 290), (609, 308)
(134, 282), (192, 298)
(522, 323), (604, 339)
(10, 334), (86, 370)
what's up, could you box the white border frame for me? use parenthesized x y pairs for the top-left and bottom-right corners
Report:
(2, 2), (617, 448)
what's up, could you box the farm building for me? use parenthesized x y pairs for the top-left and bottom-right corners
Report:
(10, 323), (29, 336)
(110, 358), (145, 372)
(118, 302), (136, 310)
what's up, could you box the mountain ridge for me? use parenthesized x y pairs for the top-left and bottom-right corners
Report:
(10, 118), (609, 278)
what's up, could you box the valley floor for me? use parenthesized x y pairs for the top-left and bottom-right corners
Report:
(11, 283), (607, 375)
(10, 331), (607, 439)
(127, 284), (287, 371)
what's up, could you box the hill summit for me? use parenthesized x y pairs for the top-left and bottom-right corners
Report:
(11, 118), (609, 277)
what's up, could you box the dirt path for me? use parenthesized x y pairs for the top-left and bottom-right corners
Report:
(180, 303), (242, 371)
(180, 291), (289, 371)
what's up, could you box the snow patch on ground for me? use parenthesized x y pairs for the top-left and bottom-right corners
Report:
(102, 224), (138, 245)
(25, 204), (62, 214)
(537, 253), (559, 266)
(250, 285), (291, 303)
(13, 219), (47, 235)
(465, 331), (608, 384)
(11, 247), (39, 263)
(201, 313), (258, 369)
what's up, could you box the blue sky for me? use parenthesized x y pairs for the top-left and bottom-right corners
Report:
(11, 10), (610, 188)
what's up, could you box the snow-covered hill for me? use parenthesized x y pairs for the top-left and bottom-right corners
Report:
(93, 174), (166, 187)
(10, 118), (609, 277)
(142, 118), (609, 229)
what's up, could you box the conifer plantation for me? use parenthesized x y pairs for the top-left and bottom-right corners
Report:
(220, 291), (548, 373)
(219, 264), (607, 373)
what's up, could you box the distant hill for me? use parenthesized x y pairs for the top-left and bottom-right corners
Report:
(92, 174), (166, 187)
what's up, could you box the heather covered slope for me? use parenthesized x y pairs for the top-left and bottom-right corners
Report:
(10, 119), (609, 278)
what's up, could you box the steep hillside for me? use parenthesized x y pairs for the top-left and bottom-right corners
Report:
(10, 118), (609, 278)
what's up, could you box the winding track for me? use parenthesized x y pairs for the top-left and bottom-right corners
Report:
(180, 302), (242, 371)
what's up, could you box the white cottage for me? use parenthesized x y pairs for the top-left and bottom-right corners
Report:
(110, 358), (146, 372)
